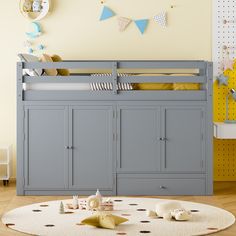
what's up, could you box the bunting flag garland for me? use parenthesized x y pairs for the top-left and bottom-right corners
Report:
(117, 17), (132, 32)
(154, 11), (167, 28)
(99, 4), (168, 34)
(134, 19), (149, 34)
(100, 6), (116, 21)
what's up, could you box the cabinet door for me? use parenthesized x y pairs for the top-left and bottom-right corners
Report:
(24, 106), (68, 189)
(117, 106), (161, 172)
(163, 107), (205, 172)
(69, 106), (113, 190)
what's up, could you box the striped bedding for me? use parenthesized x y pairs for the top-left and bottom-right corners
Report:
(90, 73), (133, 91)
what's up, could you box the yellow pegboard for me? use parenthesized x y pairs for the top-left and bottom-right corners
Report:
(214, 66), (236, 181)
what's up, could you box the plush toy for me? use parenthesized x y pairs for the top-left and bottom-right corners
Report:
(87, 195), (101, 211)
(32, 0), (42, 12)
(170, 209), (192, 221)
(23, 0), (32, 12)
(155, 201), (182, 220)
(151, 201), (192, 221)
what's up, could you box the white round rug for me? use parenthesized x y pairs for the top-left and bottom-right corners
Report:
(1, 197), (235, 236)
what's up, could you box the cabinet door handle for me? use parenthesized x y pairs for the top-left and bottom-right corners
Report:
(65, 146), (70, 149)
(159, 185), (167, 189)
(69, 146), (73, 149)
(160, 138), (168, 141)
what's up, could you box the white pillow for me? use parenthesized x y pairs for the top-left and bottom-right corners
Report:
(18, 54), (43, 76)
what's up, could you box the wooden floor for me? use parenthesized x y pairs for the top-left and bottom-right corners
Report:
(0, 182), (235, 236)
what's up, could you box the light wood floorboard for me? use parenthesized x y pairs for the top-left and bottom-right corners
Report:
(0, 182), (235, 235)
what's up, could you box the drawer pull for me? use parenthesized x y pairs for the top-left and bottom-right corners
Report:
(65, 146), (70, 149)
(159, 185), (166, 189)
(160, 138), (168, 141)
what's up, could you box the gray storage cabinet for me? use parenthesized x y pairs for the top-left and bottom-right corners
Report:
(17, 60), (213, 196)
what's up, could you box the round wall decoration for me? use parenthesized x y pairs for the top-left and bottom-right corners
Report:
(19, 0), (50, 21)
(1, 198), (235, 236)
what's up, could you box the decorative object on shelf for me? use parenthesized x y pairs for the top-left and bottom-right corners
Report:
(72, 196), (79, 210)
(23, 0), (32, 12)
(19, 0), (50, 21)
(100, 6), (115, 21)
(154, 12), (167, 28)
(117, 17), (132, 32)
(216, 74), (229, 86)
(26, 22), (42, 39)
(146, 210), (158, 218)
(225, 88), (236, 123)
(96, 189), (102, 202)
(59, 201), (65, 214)
(134, 19), (149, 34)
(81, 212), (128, 229)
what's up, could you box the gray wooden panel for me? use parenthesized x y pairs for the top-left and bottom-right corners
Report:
(25, 106), (68, 189)
(163, 107), (205, 172)
(118, 106), (161, 172)
(117, 177), (205, 195)
(69, 106), (113, 190)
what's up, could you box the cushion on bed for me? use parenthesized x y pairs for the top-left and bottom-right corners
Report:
(18, 54), (43, 76)
(41, 54), (58, 76)
(172, 74), (200, 90)
(51, 55), (70, 76)
(134, 73), (173, 90)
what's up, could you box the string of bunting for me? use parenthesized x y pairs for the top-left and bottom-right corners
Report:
(99, 3), (168, 34)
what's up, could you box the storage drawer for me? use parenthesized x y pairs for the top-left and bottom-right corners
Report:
(117, 177), (205, 195)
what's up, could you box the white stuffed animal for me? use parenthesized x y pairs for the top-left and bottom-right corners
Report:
(170, 209), (192, 221)
(155, 201), (182, 220)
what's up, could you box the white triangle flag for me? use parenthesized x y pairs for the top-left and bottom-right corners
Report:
(118, 17), (132, 32)
(154, 12), (167, 28)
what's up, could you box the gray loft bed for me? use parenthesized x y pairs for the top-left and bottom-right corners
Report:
(17, 60), (213, 196)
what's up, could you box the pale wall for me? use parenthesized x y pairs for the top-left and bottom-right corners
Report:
(0, 0), (212, 178)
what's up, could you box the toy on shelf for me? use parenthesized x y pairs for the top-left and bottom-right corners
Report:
(72, 196), (78, 209)
(23, 0), (32, 12)
(32, 0), (42, 12)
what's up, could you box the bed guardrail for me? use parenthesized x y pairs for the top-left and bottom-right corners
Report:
(17, 60), (213, 101)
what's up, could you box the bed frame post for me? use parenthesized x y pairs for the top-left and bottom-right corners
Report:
(112, 62), (118, 94)
(206, 61), (213, 195)
(16, 62), (24, 195)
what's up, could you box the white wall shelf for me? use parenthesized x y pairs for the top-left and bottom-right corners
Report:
(0, 145), (13, 186)
(214, 122), (236, 139)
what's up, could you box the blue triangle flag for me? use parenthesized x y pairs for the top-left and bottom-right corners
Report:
(100, 6), (115, 21)
(134, 19), (149, 34)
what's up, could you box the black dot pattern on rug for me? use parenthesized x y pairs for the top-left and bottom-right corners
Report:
(140, 221), (150, 223)
(122, 214), (131, 216)
(32, 210), (42, 212)
(114, 200), (123, 202)
(140, 230), (151, 234)
(45, 224), (55, 227)
(207, 227), (218, 230)
(64, 211), (74, 214)
(117, 233), (127, 235)
(40, 205), (49, 207)
(137, 209), (146, 211)
(6, 223), (15, 227)
(129, 204), (138, 206)
(191, 210), (199, 212)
